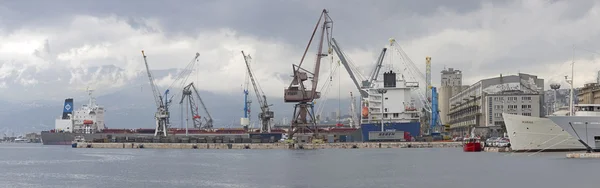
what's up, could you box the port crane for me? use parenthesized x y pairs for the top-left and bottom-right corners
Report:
(241, 51), (274, 133)
(141, 50), (171, 136)
(179, 82), (213, 129)
(284, 9), (333, 140)
(141, 51), (201, 136)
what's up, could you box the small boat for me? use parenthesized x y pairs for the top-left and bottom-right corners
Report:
(463, 137), (482, 152)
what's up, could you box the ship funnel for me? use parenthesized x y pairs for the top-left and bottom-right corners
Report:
(383, 71), (397, 88)
(62, 98), (74, 119)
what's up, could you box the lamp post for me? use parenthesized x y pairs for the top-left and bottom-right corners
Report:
(377, 88), (388, 132)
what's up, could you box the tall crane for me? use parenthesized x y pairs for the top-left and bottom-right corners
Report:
(180, 82), (213, 129)
(141, 50), (170, 136)
(241, 51), (273, 133)
(284, 9), (333, 140)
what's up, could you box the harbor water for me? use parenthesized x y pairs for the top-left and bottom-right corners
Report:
(0, 143), (597, 188)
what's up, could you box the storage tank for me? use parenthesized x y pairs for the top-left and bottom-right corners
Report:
(438, 86), (452, 125)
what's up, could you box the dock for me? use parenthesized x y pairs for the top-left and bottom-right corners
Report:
(484, 147), (512, 152)
(566, 152), (600, 158)
(72, 141), (463, 150)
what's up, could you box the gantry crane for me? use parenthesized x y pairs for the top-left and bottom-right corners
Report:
(241, 51), (274, 133)
(180, 82), (213, 129)
(284, 9), (333, 140)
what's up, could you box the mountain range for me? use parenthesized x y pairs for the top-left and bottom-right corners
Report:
(0, 64), (355, 135)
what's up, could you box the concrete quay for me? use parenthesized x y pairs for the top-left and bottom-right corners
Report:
(73, 141), (463, 150)
(566, 152), (600, 159)
(484, 147), (512, 152)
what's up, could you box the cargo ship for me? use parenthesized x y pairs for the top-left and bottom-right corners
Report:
(359, 70), (421, 141)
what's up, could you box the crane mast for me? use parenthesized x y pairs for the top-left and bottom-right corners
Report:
(284, 9), (333, 140)
(141, 50), (169, 136)
(241, 51), (273, 133)
(241, 70), (251, 131)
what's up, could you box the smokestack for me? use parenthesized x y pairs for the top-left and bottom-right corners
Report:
(62, 98), (74, 119)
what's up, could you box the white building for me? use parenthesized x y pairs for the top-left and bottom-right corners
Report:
(448, 73), (544, 136)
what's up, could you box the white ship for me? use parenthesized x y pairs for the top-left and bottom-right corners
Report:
(503, 111), (586, 152)
(55, 89), (106, 134)
(41, 89), (106, 145)
(548, 104), (600, 152)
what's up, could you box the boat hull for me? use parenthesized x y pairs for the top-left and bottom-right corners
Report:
(463, 143), (482, 152)
(548, 116), (600, 151)
(503, 113), (586, 152)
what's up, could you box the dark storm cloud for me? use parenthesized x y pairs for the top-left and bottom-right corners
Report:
(0, 0), (489, 48)
(2, 0), (600, 93)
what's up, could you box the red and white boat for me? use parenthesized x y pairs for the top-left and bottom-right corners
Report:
(463, 137), (482, 152)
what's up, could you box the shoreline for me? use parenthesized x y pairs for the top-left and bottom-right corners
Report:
(72, 141), (464, 150)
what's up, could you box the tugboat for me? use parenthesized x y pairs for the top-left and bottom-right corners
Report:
(462, 128), (482, 152)
(463, 137), (482, 152)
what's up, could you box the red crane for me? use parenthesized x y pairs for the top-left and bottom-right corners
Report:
(284, 9), (333, 141)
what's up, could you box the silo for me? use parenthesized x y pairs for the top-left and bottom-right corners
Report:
(438, 86), (452, 125)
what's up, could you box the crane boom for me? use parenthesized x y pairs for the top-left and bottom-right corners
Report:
(369, 48), (388, 85)
(141, 50), (162, 109)
(330, 38), (367, 97)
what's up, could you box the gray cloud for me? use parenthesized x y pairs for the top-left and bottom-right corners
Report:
(1, 0), (600, 102)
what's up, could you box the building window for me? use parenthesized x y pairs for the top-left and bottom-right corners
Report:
(494, 113), (502, 118)
(393, 113), (399, 118)
(383, 114), (388, 118)
(384, 108), (388, 112)
(522, 96), (532, 100)
(521, 105), (531, 109)
(522, 113), (532, 116)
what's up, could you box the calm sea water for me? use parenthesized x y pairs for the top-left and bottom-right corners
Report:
(0, 143), (597, 188)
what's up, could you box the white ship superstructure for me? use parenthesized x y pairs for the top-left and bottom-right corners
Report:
(503, 111), (586, 152)
(54, 89), (105, 134)
(360, 71), (420, 124)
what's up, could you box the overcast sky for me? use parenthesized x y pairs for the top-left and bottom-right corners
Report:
(1, 0), (600, 101)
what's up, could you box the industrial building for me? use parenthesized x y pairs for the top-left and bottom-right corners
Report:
(447, 73), (544, 137)
(438, 68), (469, 129)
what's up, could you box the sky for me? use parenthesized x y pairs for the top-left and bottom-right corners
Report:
(1, 0), (600, 101)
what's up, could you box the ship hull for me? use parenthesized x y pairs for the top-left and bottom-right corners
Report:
(41, 132), (109, 145)
(503, 113), (586, 152)
(548, 116), (600, 151)
(360, 122), (420, 142)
